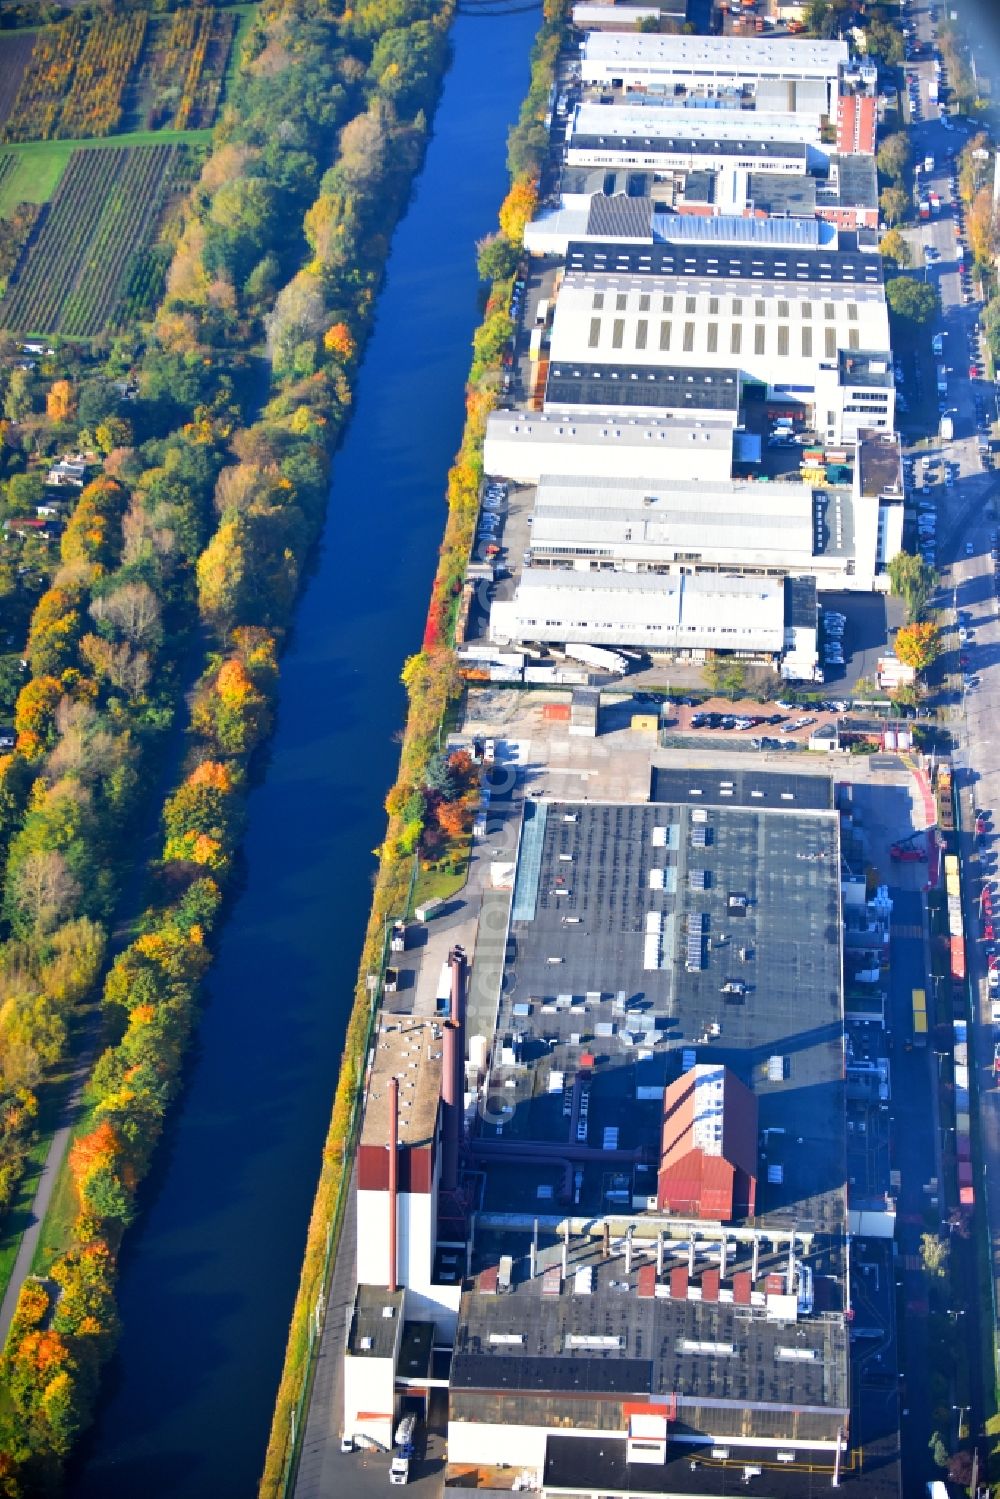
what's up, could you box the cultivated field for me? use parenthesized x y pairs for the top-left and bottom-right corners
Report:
(0, 33), (36, 129)
(0, 7), (240, 144)
(0, 144), (180, 336)
(139, 8), (238, 131)
(1, 13), (147, 143)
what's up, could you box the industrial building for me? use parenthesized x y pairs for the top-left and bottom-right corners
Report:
(565, 101), (825, 176)
(579, 33), (848, 116)
(488, 567), (816, 667)
(482, 410), (737, 485)
(543, 246), (893, 446)
(499, 470), (891, 593)
(524, 154), (877, 256)
(445, 783), (852, 1485)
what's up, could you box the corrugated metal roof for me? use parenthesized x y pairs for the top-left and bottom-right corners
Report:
(586, 194), (653, 240)
(653, 211), (819, 246)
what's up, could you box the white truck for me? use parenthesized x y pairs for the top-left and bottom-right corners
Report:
(563, 642), (628, 675)
(932, 332), (945, 356)
(940, 414), (954, 441)
(389, 1455), (410, 1486)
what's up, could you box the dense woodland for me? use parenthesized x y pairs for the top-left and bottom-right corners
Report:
(0, 0), (458, 1482)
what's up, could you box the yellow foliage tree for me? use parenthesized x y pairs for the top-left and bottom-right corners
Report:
(498, 177), (538, 247)
(46, 380), (75, 423)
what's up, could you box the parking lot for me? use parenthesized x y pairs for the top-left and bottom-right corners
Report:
(817, 590), (902, 693)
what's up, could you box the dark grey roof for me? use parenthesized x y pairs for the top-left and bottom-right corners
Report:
(452, 1353), (653, 1395)
(543, 1435), (898, 1498)
(785, 573), (818, 630)
(823, 153), (878, 210)
(562, 167), (653, 198)
(545, 361), (741, 412)
(566, 239), (883, 285)
(682, 169), (716, 204)
(857, 432), (902, 498)
(586, 194), (654, 239)
(748, 172), (817, 216)
(838, 349), (893, 388)
(650, 766), (832, 810)
(571, 130), (807, 163)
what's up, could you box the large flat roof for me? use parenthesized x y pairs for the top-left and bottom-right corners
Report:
(582, 32), (848, 74)
(360, 1015), (443, 1150)
(485, 409), (735, 453)
(570, 130), (807, 164)
(573, 102), (821, 146)
(566, 239), (883, 286)
(478, 794), (845, 1229)
(545, 361), (741, 413)
(455, 788), (848, 1431)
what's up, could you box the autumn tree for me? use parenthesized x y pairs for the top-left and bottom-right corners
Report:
(968, 186), (1000, 265)
(498, 177), (538, 247)
(46, 379), (76, 424)
(877, 131), (911, 183)
(895, 621), (942, 674)
(879, 228), (911, 268)
(14, 675), (63, 759)
(879, 186), (909, 227)
(323, 322), (357, 363)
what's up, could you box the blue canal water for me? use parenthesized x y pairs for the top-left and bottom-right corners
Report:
(70, 8), (541, 1493)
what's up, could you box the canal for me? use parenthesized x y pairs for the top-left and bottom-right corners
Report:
(70, 7), (541, 1494)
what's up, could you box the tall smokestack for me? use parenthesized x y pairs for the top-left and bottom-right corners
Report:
(656, 1233), (664, 1278)
(688, 1235), (696, 1277)
(446, 948), (466, 1185)
(562, 1221), (569, 1279)
(441, 1021), (459, 1191)
(388, 1076), (399, 1294)
(625, 1226), (633, 1276)
(786, 1234), (795, 1297)
(720, 1235), (727, 1280)
(530, 1218), (538, 1280)
(752, 1232), (760, 1284)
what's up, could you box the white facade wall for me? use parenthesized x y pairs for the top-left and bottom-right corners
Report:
(356, 1187), (436, 1312)
(564, 140), (807, 174)
(447, 1419), (550, 1470)
(490, 571), (786, 654)
(580, 33), (847, 111)
(483, 412), (735, 485)
(876, 500), (904, 577)
(343, 1352), (396, 1448)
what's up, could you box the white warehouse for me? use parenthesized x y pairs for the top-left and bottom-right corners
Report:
(580, 32), (848, 116)
(521, 472), (885, 591)
(490, 568), (791, 656)
(482, 410), (736, 485)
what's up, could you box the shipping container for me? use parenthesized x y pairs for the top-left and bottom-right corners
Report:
(951, 933), (966, 979)
(542, 701), (572, 721)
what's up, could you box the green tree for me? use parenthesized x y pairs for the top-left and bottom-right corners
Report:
(879, 186), (909, 226)
(865, 17), (904, 65)
(929, 1431), (949, 1470)
(4, 366), (34, 422)
(476, 232), (519, 285)
(879, 228), (912, 267)
(425, 751), (458, 800)
(886, 277), (940, 326)
(4, 472), (45, 517)
(877, 132), (912, 183)
(888, 551), (937, 621)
